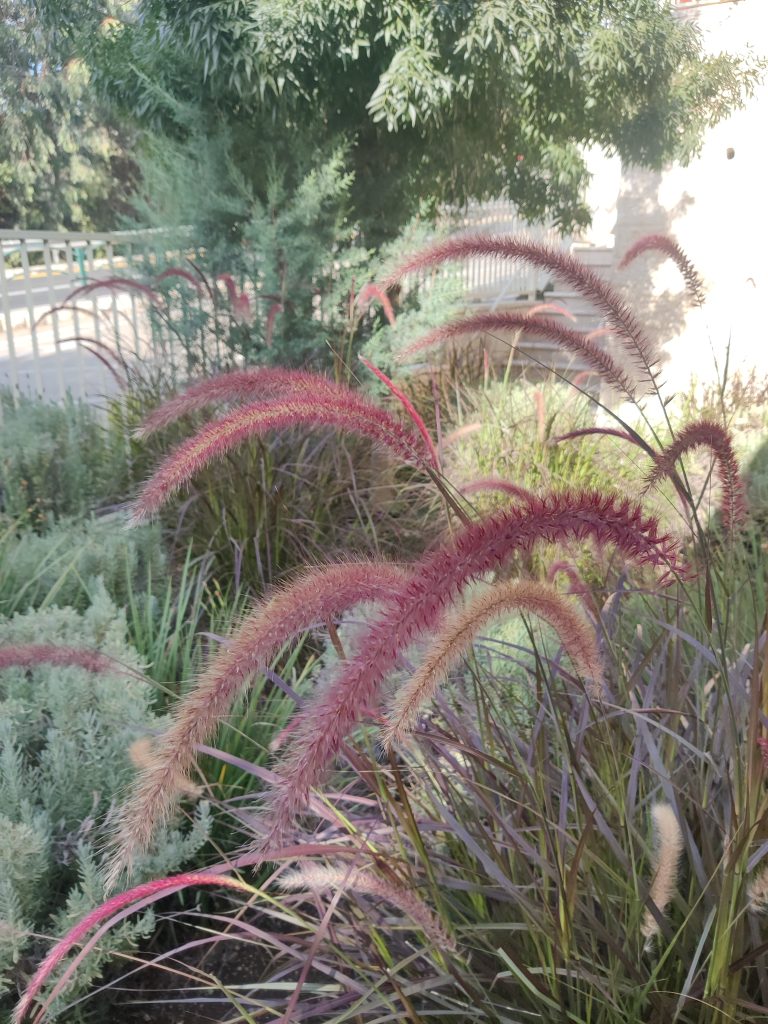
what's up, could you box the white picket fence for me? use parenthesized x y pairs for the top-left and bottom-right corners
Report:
(0, 227), (196, 405)
(0, 206), (565, 406)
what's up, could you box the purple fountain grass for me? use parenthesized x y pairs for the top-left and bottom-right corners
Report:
(0, 644), (132, 676)
(154, 267), (204, 293)
(619, 233), (706, 307)
(641, 802), (684, 949)
(356, 283), (397, 327)
(546, 560), (590, 596)
(460, 478), (537, 503)
(265, 301), (283, 347)
(54, 337), (127, 388)
(383, 579), (604, 749)
(280, 861), (454, 950)
(216, 272), (253, 325)
(254, 490), (686, 853)
(130, 392), (434, 524)
(527, 302), (576, 321)
(385, 233), (656, 377)
(646, 419), (748, 531)
(64, 278), (162, 305)
(14, 872), (253, 1024)
(398, 312), (637, 398)
(107, 560), (410, 886)
(554, 426), (653, 457)
(137, 367), (349, 438)
(358, 355), (439, 469)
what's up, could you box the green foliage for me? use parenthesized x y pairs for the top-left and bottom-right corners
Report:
(0, 583), (210, 1009)
(0, 514), (164, 616)
(0, 1), (135, 229)
(41, 0), (760, 239)
(140, 144), (368, 370)
(447, 376), (642, 497)
(0, 391), (131, 528)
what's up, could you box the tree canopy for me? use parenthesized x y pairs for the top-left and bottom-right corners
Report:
(0, 1), (135, 230)
(12, 1), (761, 236)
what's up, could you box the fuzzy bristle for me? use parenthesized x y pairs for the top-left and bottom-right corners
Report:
(641, 802), (684, 948)
(106, 561), (409, 888)
(0, 644), (129, 676)
(619, 233), (706, 307)
(399, 312), (636, 397)
(646, 419), (748, 531)
(383, 578), (604, 748)
(256, 490), (685, 853)
(386, 233), (656, 378)
(13, 873), (251, 1024)
(137, 368), (347, 437)
(130, 393), (433, 523)
(280, 861), (454, 950)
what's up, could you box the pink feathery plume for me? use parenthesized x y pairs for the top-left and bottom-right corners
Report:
(216, 273), (253, 325)
(619, 234), (706, 307)
(137, 368), (347, 438)
(356, 283), (396, 327)
(130, 393), (432, 523)
(106, 561), (409, 887)
(399, 312), (636, 398)
(585, 327), (614, 342)
(646, 419), (748, 531)
(358, 355), (439, 469)
(546, 560), (593, 600)
(386, 234), (655, 376)
(256, 490), (686, 852)
(0, 644), (130, 676)
(443, 422), (482, 446)
(384, 578), (604, 748)
(62, 278), (162, 306)
(460, 478), (536, 503)
(570, 370), (598, 389)
(280, 862), (454, 950)
(265, 301), (283, 347)
(14, 873), (252, 1024)
(527, 302), (577, 321)
(553, 427), (650, 454)
(154, 267), (204, 294)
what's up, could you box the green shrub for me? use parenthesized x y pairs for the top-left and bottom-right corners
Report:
(0, 515), (165, 616)
(0, 582), (210, 1010)
(0, 392), (130, 528)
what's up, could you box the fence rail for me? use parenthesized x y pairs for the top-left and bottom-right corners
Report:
(1, 206), (566, 407)
(0, 228), (195, 405)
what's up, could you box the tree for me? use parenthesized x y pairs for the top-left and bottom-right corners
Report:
(0, 2), (135, 230)
(40, 0), (760, 242)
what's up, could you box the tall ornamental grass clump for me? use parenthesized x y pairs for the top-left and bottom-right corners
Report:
(17, 233), (768, 1024)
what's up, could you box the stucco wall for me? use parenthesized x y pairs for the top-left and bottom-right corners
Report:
(585, 0), (768, 398)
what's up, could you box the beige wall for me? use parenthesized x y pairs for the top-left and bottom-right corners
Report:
(585, 0), (768, 398)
